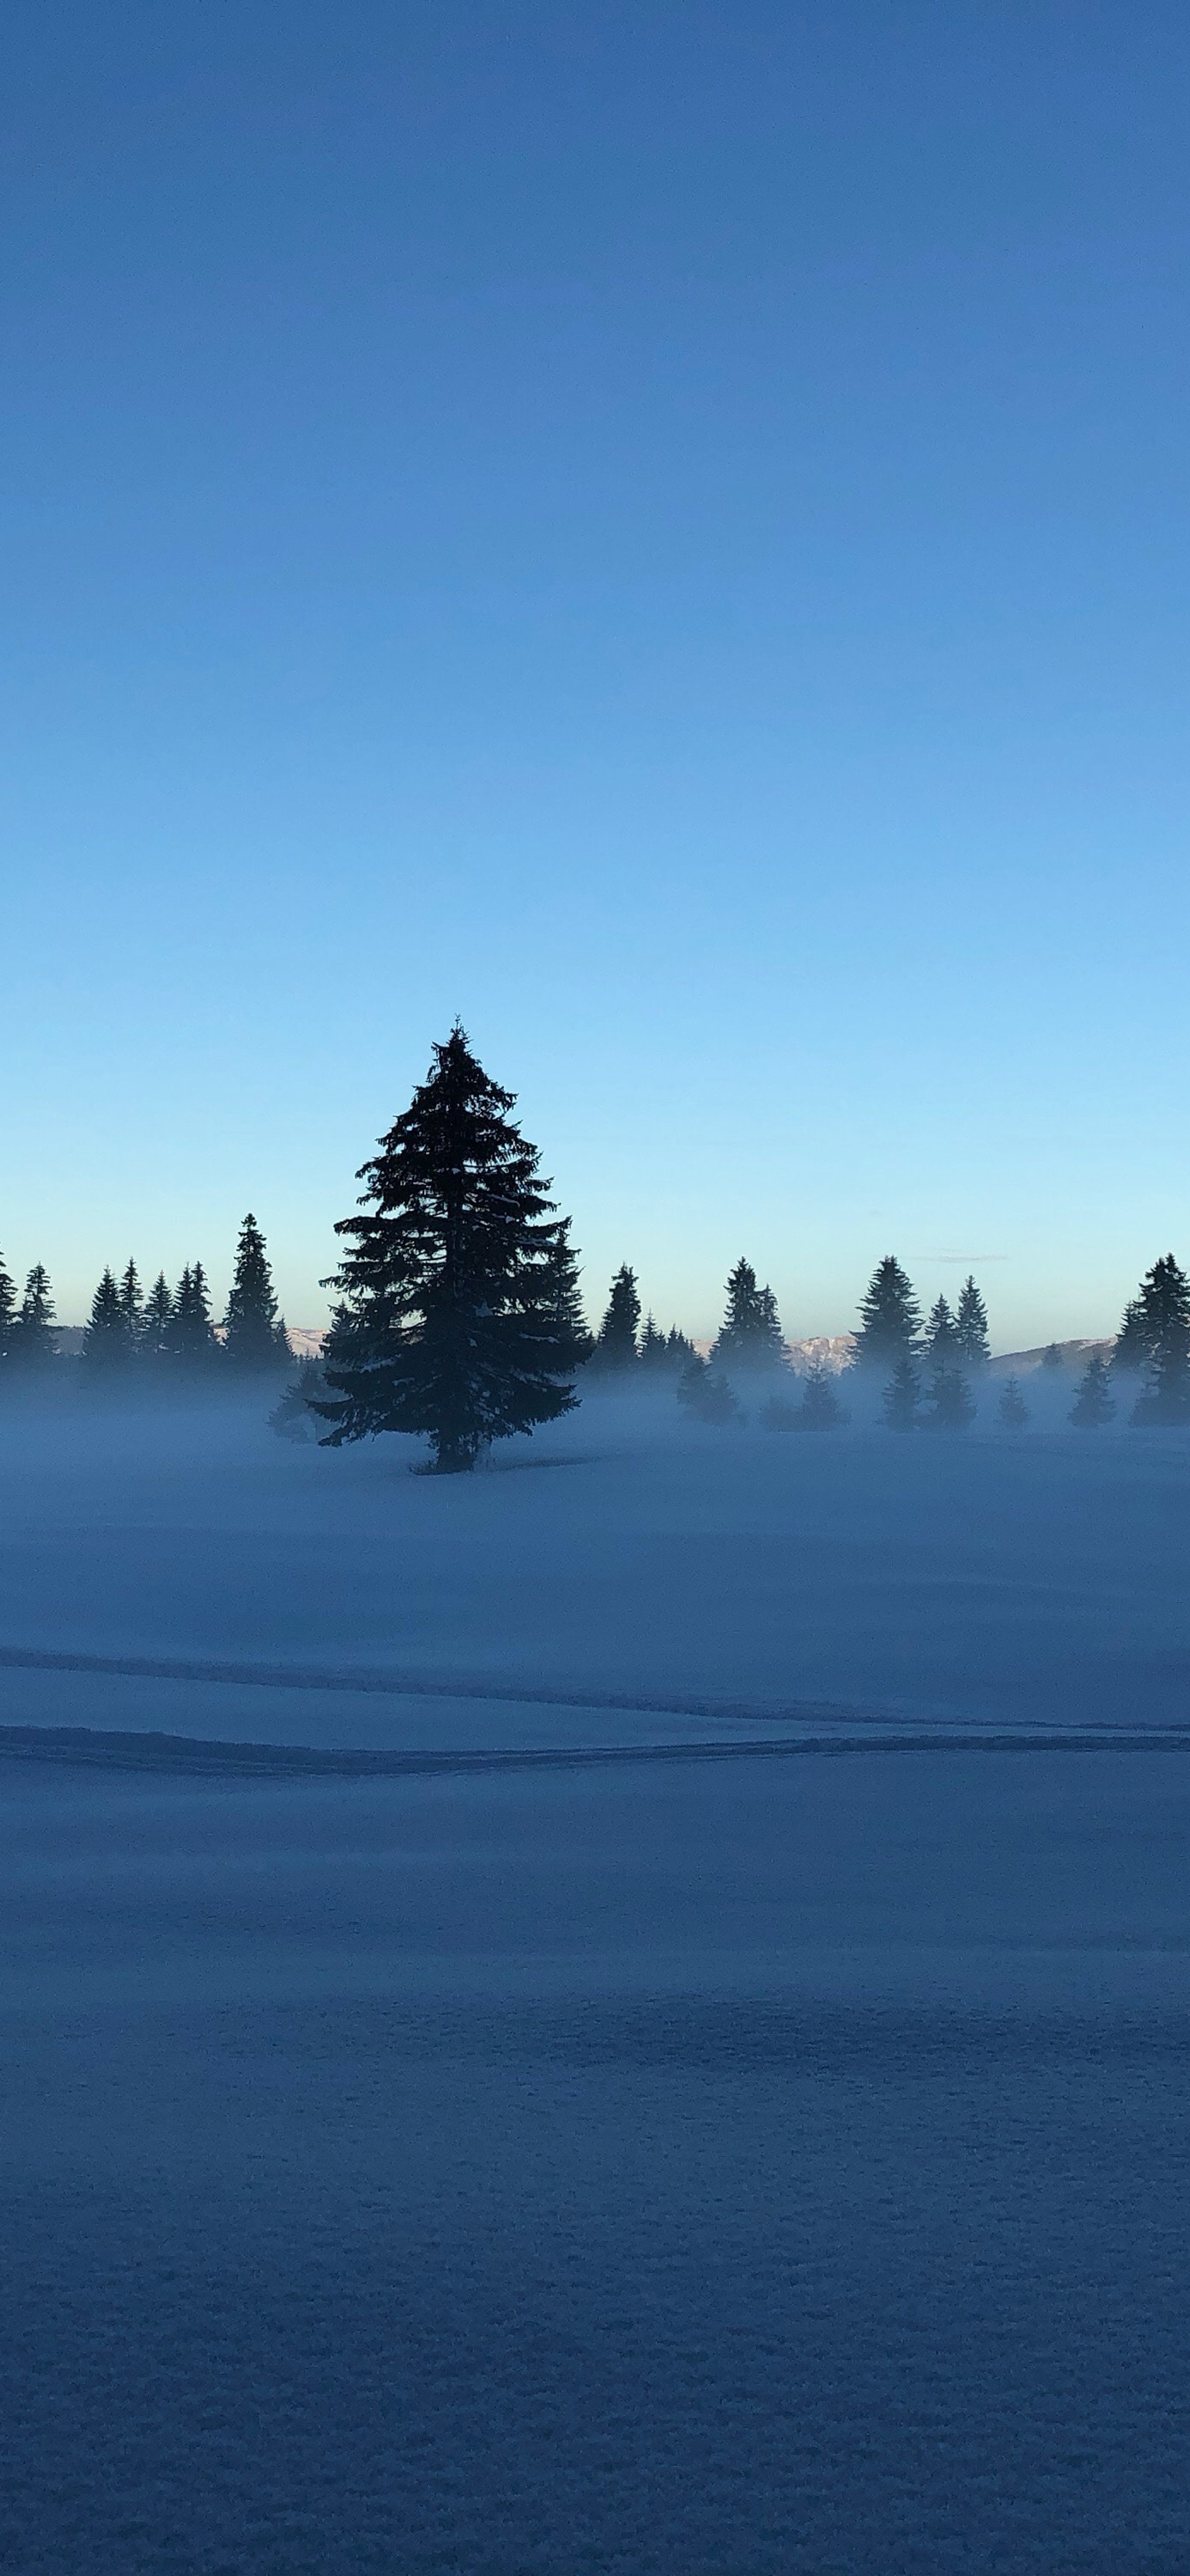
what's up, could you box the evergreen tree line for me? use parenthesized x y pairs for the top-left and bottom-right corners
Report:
(5, 1024), (1189, 1463)
(0, 1217), (289, 1386)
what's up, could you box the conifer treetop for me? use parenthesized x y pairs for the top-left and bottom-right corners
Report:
(854, 1257), (921, 1367)
(712, 1258), (787, 1371)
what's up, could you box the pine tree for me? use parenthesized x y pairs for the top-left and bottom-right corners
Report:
(1041, 1343), (1063, 1370)
(925, 1296), (957, 1367)
(853, 1258), (921, 1370)
(677, 1353), (740, 1425)
(711, 1259), (787, 1372)
(639, 1315), (667, 1369)
(883, 1356), (921, 1431)
(998, 1375), (1029, 1430)
(0, 1250), (15, 1364)
(1126, 1255), (1190, 1425)
(317, 1027), (586, 1472)
(799, 1353), (847, 1428)
(223, 1214), (289, 1370)
(118, 1260), (144, 1346)
(1070, 1354), (1115, 1428)
(9, 1265), (57, 1372)
(81, 1267), (131, 1374)
(141, 1273), (174, 1364)
(665, 1327), (696, 1370)
(168, 1262), (220, 1372)
(923, 1358), (975, 1431)
(954, 1276), (990, 1365)
(589, 1266), (641, 1374)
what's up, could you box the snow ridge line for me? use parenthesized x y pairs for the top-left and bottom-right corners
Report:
(3, 1723), (1190, 1779)
(0, 1643), (871, 1728)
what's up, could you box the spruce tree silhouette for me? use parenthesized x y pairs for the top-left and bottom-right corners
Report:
(223, 1215), (289, 1370)
(589, 1267), (641, 1373)
(853, 1258), (921, 1369)
(798, 1353), (847, 1427)
(9, 1266), (56, 1372)
(1126, 1256), (1190, 1425)
(955, 1276), (990, 1364)
(318, 1027), (586, 1472)
(711, 1259), (786, 1371)
(998, 1375), (1029, 1430)
(0, 1250), (14, 1364)
(81, 1267), (132, 1374)
(883, 1356), (921, 1431)
(1070, 1355), (1115, 1427)
(142, 1274), (173, 1365)
(924, 1296), (957, 1368)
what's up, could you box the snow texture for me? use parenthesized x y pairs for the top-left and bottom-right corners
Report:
(1, 1389), (1189, 2571)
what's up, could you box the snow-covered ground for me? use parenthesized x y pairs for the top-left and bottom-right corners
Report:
(2, 1388), (1188, 2570)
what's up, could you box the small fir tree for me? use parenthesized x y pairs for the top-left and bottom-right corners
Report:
(589, 1266), (641, 1374)
(317, 1027), (585, 1472)
(954, 1276), (990, 1366)
(81, 1267), (132, 1374)
(677, 1353), (740, 1425)
(883, 1356), (921, 1431)
(223, 1214), (290, 1370)
(1070, 1354), (1115, 1427)
(998, 1375), (1029, 1430)
(1041, 1343), (1063, 1370)
(798, 1353), (847, 1429)
(9, 1265), (57, 1371)
(639, 1315), (667, 1369)
(711, 1259), (787, 1371)
(924, 1358), (976, 1431)
(853, 1258), (921, 1370)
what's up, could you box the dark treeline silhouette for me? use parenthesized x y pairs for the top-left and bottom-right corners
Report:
(4, 1030), (1190, 1462)
(0, 1217), (289, 1394)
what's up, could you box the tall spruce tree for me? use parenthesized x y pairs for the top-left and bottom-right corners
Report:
(317, 1027), (586, 1472)
(9, 1265), (56, 1372)
(81, 1267), (131, 1374)
(853, 1258), (921, 1370)
(142, 1273), (173, 1365)
(168, 1262), (219, 1372)
(589, 1266), (641, 1374)
(954, 1276), (990, 1365)
(711, 1259), (787, 1371)
(1126, 1255), (1190, 1425)
(118, 1261), (143, 1346)
(924, 1296), (957, 1366)
(223, 1214), (290, 1370)
(0, 1249), (15, 1364)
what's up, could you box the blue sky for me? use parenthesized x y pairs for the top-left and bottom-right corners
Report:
(2, 1), (1188, 1345)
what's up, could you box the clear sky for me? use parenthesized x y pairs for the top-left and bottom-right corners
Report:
(3, 2), (1188, 1346)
